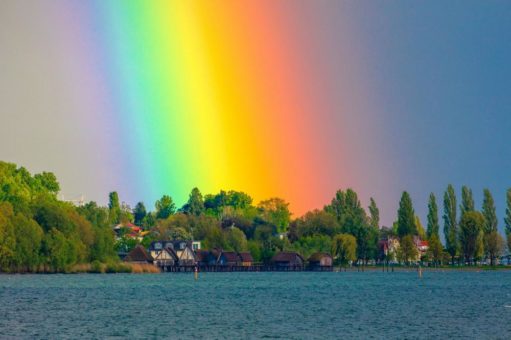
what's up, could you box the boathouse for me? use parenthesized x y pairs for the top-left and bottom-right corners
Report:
(271, 252), (304, 269)
(238, 252), (254, 266)
(308, 252), (333, 270)
(124, 245), (153, 264)
(217, 251), (240, 266)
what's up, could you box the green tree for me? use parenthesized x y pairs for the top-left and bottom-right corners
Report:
(484, 231), (504, 266)
(443, 184), (458, 265)
(44, 228), (77, 272)
(460, 185), (475, 216)
(155, 195), (176, 219)
(397, 235), (418, 265)
(427, 234), (443, 266)
(225, 226), (248, 252)
(34, 172), (60, 194)
(427, 193), (440, 239)
(108, 191), (121, 225)
(415, 216), (426, 240)
(12, 214), (43, 272)
(182, 187), (205, 216)
(482, 189), (498, 234)
(0, 202), (16, 271)
(505, 188), (511, 236)
(397, 191), (416, 237)
(133, 202), (147, 226)
(368, 198), (380, 229)
(458, 211), (485, 265)
(258, 197), (291, 233)
(332, 234), (357, 267)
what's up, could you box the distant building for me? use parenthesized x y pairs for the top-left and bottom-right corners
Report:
(271, 252), (304, 268)
(217, 251), (240, 266)
(149, 241), (179, 267)
(192, 241), (201, 251)
(308, 252), (333, 269)
(149, 240), (197, 266)
(238, 252), (254, 266)
(124, 245), (153, 264)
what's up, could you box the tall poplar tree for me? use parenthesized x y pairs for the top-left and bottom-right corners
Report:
(368, 197), (380, 229)
(108, 191), (121, 225)
(460, 186), (475, 217)
(505, 189), (511, 253)
(443, 184), (458, 264)
(427, 193), (439, 239)
(482, 189), (498, 234)
(397, 191), (416, 237)
(505, 189), (511, 235)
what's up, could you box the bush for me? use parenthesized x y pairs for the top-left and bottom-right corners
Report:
(90, 260), (103, 273)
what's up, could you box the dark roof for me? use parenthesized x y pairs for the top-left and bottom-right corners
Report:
(221, 251), (239, 263)
(308, 252), (332, 262)
(195, 250), (210, 262)
(238, 252), (254, 262)
(124, 245), (153, 262)
(153, 247), (179, 262)
(271, 252), (304, 263)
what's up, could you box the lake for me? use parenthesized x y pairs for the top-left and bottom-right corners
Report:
(1, 271), (510, 339)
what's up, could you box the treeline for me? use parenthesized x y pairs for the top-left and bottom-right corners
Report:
(0, 161), (117, 272)
(2, 160), (511, 273)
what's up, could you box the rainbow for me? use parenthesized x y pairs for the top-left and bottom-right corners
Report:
(67, 1), (382, 215)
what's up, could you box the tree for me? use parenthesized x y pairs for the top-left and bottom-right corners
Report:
(332, 234), (357, 267)
(458, 211), (484, 265)
(183, 187), (205, 216)
(225, 226), (248, 252)
(108, 191), (121, 225)
(34, 172), (60, 194)
(460, 185), (475, 216)
(484, 231), (504, 266)
(0, 202), (16, 271)
(368, 198), (380, 229)
(415, 216), (426, 240)
(427, 235), (443, 266)
(258, 197), (291, 233)
(505, 189), (511, 236)
(133, 202), (147, 226)
(397, 235), (418, 265)
(155, 195), (176, 219)
(427, 193), (440, 239)
(13, 214), (43, 272)
(443, 184), (458, 265)
(294, 210), (339, 238)
(397, 191), (416, 237)
(482, 189), (498, 234)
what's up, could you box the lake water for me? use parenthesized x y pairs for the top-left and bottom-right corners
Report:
(1, 271), (511, 339)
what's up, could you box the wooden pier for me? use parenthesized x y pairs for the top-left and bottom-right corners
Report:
(158, 264), (333, 273)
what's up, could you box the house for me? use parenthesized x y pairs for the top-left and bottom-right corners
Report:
(124, 245), (153, 264)
(217, 251), (240, 266)
(113, 222), (143, 241)
(192, 241), (201, 251)
(195, 250), (217, 267)
(308, 252), (333, 269)
(238, 252), (254, 266)
(168, 240), (197, 266)
(271, 252), (304, 268)
(149, 241), (179, 267)
(379, 237), (400, 262)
